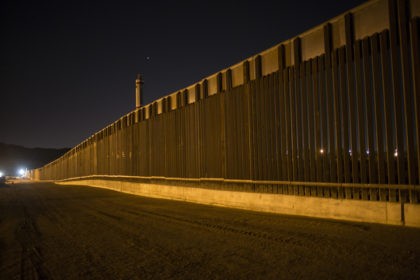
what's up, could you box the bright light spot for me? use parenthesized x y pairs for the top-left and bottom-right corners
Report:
(0, 172), (3, 177)
(349, 149), (352, 156)
(320, 148), (324, 154)
(18, 168), (26, 177)
(366, 150), (370, 155)
(394, 149), (398, 157)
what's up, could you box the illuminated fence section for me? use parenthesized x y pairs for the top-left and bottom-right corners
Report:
(32, 0), (420, 203)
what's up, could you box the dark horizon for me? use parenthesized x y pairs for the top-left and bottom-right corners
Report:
(0, 142), (69, 175)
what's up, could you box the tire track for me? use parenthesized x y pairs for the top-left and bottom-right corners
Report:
(41, 192), (184, 278)
(40, 197), (114, 279)
(15, 205), (52, 280)
(83, 205), (182, 271)
(121, 208), (312, 247)
(89, 197), (347, 255)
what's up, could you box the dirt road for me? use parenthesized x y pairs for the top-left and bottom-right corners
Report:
(1, 182), (419, 279)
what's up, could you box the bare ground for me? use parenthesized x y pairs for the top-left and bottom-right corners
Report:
(0, 182), (419, 279)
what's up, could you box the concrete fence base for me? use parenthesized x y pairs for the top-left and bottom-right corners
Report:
(56, 178), (420, 228)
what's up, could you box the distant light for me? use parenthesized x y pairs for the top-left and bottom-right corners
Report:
(0, 171), (3, 177)
(366, 150), (370, 155)
(320, 148), (324, 154)
(18, 168), (26, 177)
(349, 149), (352, 156)
(394, 149), (398, 157)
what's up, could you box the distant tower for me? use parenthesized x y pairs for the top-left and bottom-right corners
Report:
(135, 74), (144, 109)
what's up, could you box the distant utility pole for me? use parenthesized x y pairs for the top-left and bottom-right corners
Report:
(135, 74), (144, 109)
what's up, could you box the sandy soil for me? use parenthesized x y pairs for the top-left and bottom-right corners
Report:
(1, 182), (420, 279)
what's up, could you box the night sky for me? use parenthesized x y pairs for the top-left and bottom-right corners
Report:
(1, 0), (366, 149)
